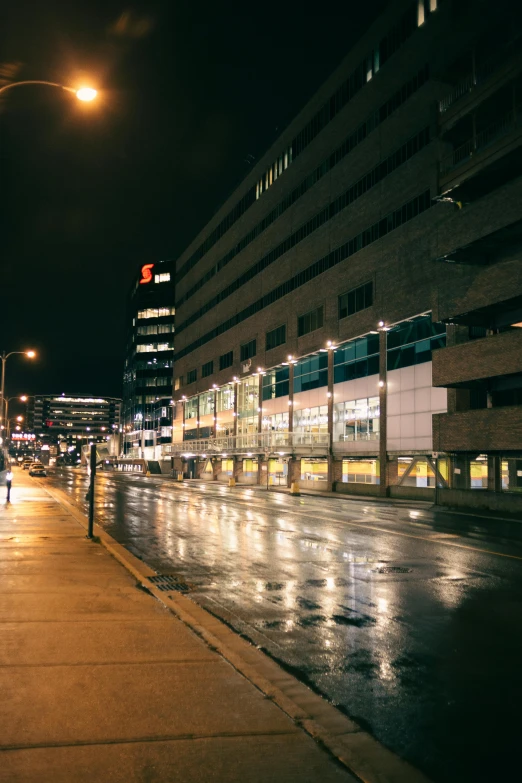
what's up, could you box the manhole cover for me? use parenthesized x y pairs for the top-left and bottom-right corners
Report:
(371, 566), (412, 574)
(148, 575), (192, 592)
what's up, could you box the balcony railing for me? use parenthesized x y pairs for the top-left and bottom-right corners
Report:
(439, 39), (521, 114)
(440, 105), (522, 175)
(163, 431), (330, 457)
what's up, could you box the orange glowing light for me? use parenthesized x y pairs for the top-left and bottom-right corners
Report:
(139, 263), (154, 284)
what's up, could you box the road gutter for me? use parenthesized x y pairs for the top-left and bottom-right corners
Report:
(43, 480), (433, 783)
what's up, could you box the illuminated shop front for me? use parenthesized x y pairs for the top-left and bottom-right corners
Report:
(342, 458), (380, 484)
(301, 458), (328, 484)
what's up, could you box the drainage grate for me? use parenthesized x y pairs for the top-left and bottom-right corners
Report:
(371, 566), (412, 574)
(148, 575), (192, 592)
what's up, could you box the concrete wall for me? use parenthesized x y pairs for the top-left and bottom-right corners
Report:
(437, 488), (522, 515)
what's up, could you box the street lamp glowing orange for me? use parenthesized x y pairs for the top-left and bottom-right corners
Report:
(20, 396), (28, 402)
(26, 351), (36, 358)
(16, 416), (23, 422)
(76, 87), (97, 102)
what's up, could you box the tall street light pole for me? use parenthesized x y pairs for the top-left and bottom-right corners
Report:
(0, 351), (36, 429)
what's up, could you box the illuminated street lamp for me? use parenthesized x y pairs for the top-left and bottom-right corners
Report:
(0, 350), (37, 429)
(0, 81), (97, 101)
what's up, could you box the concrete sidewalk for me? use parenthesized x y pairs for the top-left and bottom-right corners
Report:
(0, 470), (431, 783)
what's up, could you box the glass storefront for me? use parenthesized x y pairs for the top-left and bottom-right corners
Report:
(216, 420), (234, 436)
(470, 455), (488, 488)
(301, 459), (328, 482)
(242, 458), (258, 477)
(184, 398), (198, 420)
(334, 335), (379, 382)
(221, 459), (234, 476)
(216, 384), (234, 412)
(262, 367), (289, 400)
(342, 458), (380, 484)
(262, 412), (289, 432)
(293, 405), (328, 434)
(268, 458), (287, 485)
(333, 397), (379, 442)
(502, 458), (522, 492)
(237, 377), (259, 435)
(199, 392), (214, 416)
(294, 354), (328, 392)
(398, 457), (436, 487)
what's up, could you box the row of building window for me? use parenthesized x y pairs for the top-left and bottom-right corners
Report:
(137, 307), (175, 319)
(179, 316), (445, 409)
(256, 146), (293, 199)
(176, 67), (430, 314)
(136, 323), (174, 336)
(174, 190), (432, 363)
(140, 377), (171, 388)
(339, 281), (373, 319)
(176, 3), (435, 288)
(176, 126), (431, 337)
(298, 306), (324, 337)
(136, 342), (174, 353)
(266, 324), (286, 351)
(134, 359), (173, 370)
(291, 1), (434, 158)
(179, 290), (372, 388)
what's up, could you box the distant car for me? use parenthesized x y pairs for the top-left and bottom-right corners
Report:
(29, 464), (47, 477)
(22, 460), (34, 470)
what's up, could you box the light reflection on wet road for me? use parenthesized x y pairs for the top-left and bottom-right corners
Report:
(49, 469), (522, 783)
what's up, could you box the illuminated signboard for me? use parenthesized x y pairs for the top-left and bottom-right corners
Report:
(139, 263), (154, 285)
(12, 433), (36, 440)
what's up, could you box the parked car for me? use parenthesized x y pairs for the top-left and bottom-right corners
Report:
(29, 464), (47, 477)
(22, 459), (34, 470)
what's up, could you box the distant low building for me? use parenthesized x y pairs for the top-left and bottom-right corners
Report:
(27, 394), (121, 457)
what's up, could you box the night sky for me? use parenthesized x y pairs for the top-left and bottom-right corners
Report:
(0, 0), (387, 410)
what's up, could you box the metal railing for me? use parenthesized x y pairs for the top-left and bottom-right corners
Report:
(163, 431), (330, 456)
(440, 106), (522, 175)
(439, 39), (521, 114)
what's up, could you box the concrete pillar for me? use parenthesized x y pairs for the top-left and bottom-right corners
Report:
(386, 457), (399, 488)
(288, 364), (294, 433)
(487, 455), (501, 492)
(287, 457), (300, 488)
(213, 391), (217, 437)
(233, 383), (238, 437)
(327, 348), (334, 490)
(452, 454), (470, 489)
(378, 329), (388, 497)
(259, 459), (269, 486)
(212, 459), (221, 481)
(258, 375), (263, 433)
(233, 457), (243, 484)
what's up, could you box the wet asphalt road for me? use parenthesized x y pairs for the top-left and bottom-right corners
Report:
(47, 468), (522, 783)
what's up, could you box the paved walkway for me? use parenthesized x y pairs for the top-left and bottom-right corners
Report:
(0, 470), (358, 783)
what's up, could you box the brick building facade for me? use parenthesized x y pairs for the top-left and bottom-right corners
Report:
(166, 0), (522, 512)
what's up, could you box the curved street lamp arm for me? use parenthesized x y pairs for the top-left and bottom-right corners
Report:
(0, 80), (75, 96)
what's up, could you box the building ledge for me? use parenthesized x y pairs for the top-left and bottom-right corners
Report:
(433, 329), (522, 387)
(433, 406), (522, 452)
